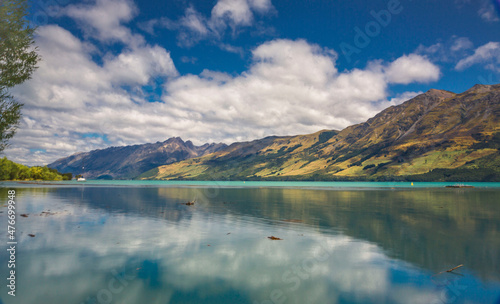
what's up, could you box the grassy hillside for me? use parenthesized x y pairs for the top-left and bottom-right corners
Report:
(140, 84), (500, 181)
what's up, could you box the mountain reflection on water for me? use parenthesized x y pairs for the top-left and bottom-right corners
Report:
(0, 185), (499, 304)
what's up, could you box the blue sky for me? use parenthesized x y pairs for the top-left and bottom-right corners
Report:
(5, 0), (500, 165)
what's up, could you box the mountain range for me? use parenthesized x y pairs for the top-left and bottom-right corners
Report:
(49, 83), (500, 181)
(48, 137), (226, 179)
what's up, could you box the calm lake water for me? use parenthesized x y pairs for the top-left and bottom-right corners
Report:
(1, 181), (500, 304)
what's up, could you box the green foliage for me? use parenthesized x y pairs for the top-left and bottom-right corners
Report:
(285, 144), (302, 153)
(62, 172), (73, 180)
(0, 0), (39, 87)
(0, 93), (21, 151)
(0, 0), (40, 152)
(317, 130), (337, 144)
(135, 168), (159, 180)
(333, 147), (369, 163)
(0, 157), (70, 181)
(470, 132), (500, 150)
(407, 168), (499, 182)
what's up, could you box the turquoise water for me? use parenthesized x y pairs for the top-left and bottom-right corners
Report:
(0, 183), (499, 303)
(4, 180), (500, 188)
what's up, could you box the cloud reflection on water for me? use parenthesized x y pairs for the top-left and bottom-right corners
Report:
(0, 186), (499, 304)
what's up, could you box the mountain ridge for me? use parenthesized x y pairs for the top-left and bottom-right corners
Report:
(48, 137), (227, 179)
(49, 83), (500, 181)
(140, 83), (500, 181)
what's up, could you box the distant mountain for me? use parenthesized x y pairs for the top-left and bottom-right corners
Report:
(48, 137), (227, 179)
(141, 83), (500, 181)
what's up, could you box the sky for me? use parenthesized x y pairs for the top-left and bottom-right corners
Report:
(3, 0), (500, 165)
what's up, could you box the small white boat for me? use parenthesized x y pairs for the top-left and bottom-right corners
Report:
(77, 164), (86, 182)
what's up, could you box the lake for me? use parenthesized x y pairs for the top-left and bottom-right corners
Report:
(1, 181), (500, 304)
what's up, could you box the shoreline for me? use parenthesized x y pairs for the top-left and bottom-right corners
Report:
(2, 180), (499, 190)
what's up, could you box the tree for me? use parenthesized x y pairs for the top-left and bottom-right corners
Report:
(0, 0), (40, 152)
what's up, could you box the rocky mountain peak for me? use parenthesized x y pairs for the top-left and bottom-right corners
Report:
(49, 137), (227, 179)
(424, 88), (455, 99)
(465, 84), (498, 94)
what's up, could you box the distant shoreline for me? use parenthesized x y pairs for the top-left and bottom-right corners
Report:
(2, 180), (499, 190)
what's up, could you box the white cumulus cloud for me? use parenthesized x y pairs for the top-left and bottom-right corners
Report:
(141, 0), (276, 48)
(478, 0), (500, 22)
(7, 35), (440, 165)
(212, 0), (254, 27)
(384, 54), (441, 84)
(63, 0), (143, 47)
(450, 37), (474, 52)
(4, 1), (441, 166)
(455, 42), (500, 72)
(104, 45), (178, 85)
(416, 36), (474, 63)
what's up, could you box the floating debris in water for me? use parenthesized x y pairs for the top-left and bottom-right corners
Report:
(40, 211), (56, 216)
(446, 264), (464, 272)
(445, 185), (474, 188)
(268, 236), (282, 240)
(433, 264), (464, 277)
